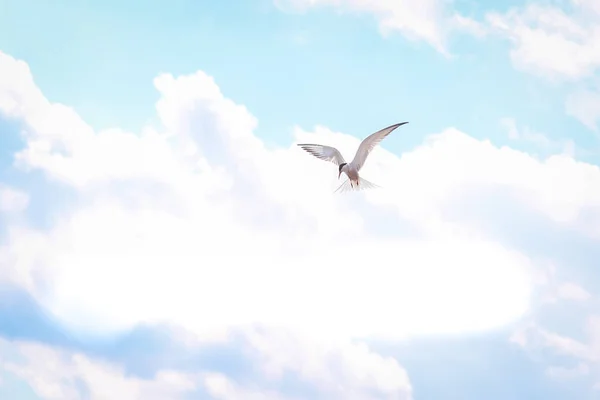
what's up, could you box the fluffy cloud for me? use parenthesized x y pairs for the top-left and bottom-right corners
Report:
(485, 1), (600, 82)
(557, 282), (592, 302)
(1, 338), (200, 400)
(511, 312), (600, 384)
(0, 331), (412, 400)
(500, 117), (576, 156)
(0, 49), (537, 343)
(273, 0), (481, 54)
(0, 185), (28, 214)
(273, 0), (600, 133)
(1, 47), (600, 395)
(464, 1), (600, 133)
(566, 87), (600, 131)
(244, 328), (412, 399)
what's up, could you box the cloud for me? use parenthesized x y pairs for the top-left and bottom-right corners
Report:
(0, 185), (28, 214)
(449, 14), (488, 39)
(273, 0), (479, 54)
(484, 1), (600, 82)
(557, 282), (592, 302)
(273, 0), (600, 89)
(0, 332), (412, 400)
(511, 315), (600, 384)
(472, 1), (600, 142)
(546, 363), (590, 380)
(510, 275), (600, 388)
(244, 328), (412, 399)
(500, 117), (576, 155)
(1, 338), (200, 400)
(566, 87), (600, 131)
(2, 47), (600, 394)
(0, 49), (539, 343)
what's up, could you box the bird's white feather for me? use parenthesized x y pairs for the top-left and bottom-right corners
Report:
(297, 144), (346, 166)
(334, 177), (380, 194)
(350, 122), (408, 171)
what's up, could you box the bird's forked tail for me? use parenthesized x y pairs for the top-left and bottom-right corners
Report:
(334, 177), (380, 194)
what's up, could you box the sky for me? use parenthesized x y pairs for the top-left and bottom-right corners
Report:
(0, 0), (599, 399)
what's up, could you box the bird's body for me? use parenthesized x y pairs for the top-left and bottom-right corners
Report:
(297, 122), (408, 193)
(343, 164), (359, 186)
(338, 163), (368, 191)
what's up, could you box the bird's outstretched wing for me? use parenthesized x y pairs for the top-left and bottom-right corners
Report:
(297, 144), (346, 166)
(351, 122), (408, 171)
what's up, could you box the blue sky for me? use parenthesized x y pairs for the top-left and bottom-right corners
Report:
(1, 0), (600, 399)
(1, 0), (595, 153)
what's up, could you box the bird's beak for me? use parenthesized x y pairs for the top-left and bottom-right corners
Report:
(338, 171), (342, 179)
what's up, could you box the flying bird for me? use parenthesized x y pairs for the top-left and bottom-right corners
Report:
(297, 122), (408, 193)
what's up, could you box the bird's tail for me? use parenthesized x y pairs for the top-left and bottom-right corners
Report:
(334, 177), (380, 194)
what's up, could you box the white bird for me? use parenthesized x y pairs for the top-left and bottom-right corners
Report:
(298, 122), (408, 193)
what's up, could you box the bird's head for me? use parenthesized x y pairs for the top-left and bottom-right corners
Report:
(338, 163), (347, 179)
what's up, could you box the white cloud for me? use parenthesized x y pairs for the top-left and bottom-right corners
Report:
(566, 87), (600, 131)
(203, 373), (294, 400)
(0, 197), (533, 341)
(500, 117), (576, 155)
(0, 334), (412, 400)
(557, 282), (592, 302)
(2, 47), (600, 394)
(244, 327), (413, 399)
(1, 338), (200, 400)
(573, 0), (600, 17)
(526, 261), (594, 306)
(0, 49), (540, 343)
(511, 315), (600, 386)
(484, 1), (600, 81)
(364, 128), (600, 239)
(546, 363), (590, 380)
(274, 0), (600, 64)
(273, 0), (478, 54)
(475, 1), (600, 143)
(512, 323), (591, 361)
(450, 14), (488, 39)
(0, 185), (28, 214)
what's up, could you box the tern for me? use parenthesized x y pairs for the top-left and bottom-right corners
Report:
(298, 122), (408, 193)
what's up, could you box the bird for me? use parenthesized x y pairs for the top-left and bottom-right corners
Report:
(297, 122), (408, 193)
